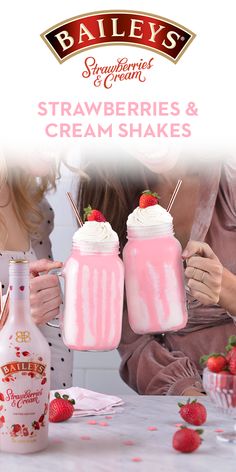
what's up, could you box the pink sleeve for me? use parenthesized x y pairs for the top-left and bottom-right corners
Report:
(118, 308), (202, 395)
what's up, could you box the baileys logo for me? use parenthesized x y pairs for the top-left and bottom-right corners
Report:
(41, 10), (195, 64)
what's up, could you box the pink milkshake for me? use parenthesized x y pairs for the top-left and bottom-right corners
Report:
(123, 192), (188, 334)
(61, 209), (124, 351)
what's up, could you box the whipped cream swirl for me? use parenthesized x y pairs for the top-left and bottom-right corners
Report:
(73, 221), (118, 243)
(127, 204), (173, 227)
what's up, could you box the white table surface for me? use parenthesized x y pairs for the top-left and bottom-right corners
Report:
(0, 395), (235, 472)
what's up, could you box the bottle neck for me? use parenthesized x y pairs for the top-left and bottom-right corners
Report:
(127, 223), (174, 240)
(72, 241), (119, 255)
(8, 262), (31, 324)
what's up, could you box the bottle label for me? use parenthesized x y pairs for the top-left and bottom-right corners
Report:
(1, 361), (46, 377)
(4, 387), (44, 408)
(15, 331), (31, 343)
(0, 332), (49, 446)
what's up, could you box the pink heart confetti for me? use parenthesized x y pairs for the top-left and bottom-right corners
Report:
(123, 440), (135, 446)
(80, 435), (91, 440)
(132, 457), (142, 463)
(214, 428), (224, 433)
(147, 426), (157, 431)
(99, 421), (108, 427)
(87, 420), (97, 425)
(105, 416), (113, 419)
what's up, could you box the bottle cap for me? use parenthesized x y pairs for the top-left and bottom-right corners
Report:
(10, 259), (28, 264)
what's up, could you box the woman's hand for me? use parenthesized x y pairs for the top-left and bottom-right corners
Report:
(29, 259), (63, 325)
(182, 241), (223, 305)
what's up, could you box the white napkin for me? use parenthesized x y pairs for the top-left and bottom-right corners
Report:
(50, 387), (124, 417)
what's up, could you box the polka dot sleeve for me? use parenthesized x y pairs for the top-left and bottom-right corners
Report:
(31, 197), (73, 389)
(31, 198), (54, 260)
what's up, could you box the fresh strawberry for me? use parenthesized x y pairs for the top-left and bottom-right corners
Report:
(139, 190), (159, 209)
(173, 427), (203, 453)
(226, 336), (236, 371)
(226, 347), (236, 363)
(207, 356), (227, 372)
(229, 354), (236, 375)
(178, 399), (207, 426)
(200, 353), (227, 373)
(49, 392), (75, 423)
(0, 393), (4, 401)
(84, 205), (106, 222)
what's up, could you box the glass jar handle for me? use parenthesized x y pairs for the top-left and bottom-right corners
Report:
(46, 268), (64, 328)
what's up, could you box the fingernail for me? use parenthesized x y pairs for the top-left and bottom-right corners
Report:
(182, 251), (188, 258)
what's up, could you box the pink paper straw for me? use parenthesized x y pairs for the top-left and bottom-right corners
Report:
(66, 192), (83, 227)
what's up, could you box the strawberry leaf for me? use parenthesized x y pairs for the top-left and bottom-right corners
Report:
(226, 345), (232, 352)
(195, 429), (204, 435)
(200, 353), (224, 365)
(228, 335), (236, 345)
(55, 392), (61, 399)
(199, 355), (209, 365)
(83, 205), (92, 222)
(226, 336), (236, 351)
(142, 190), (160, 199)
